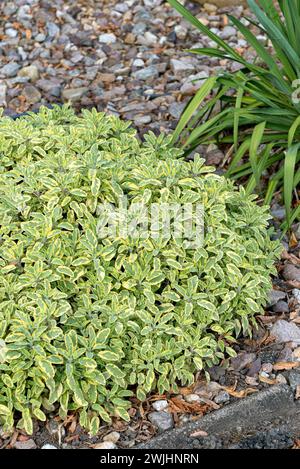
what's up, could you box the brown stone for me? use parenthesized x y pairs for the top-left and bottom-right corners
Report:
(124, 33), (136, 45)
(98, 73), (115, 84)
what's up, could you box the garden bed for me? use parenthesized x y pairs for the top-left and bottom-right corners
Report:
(1, 0), (300, 451)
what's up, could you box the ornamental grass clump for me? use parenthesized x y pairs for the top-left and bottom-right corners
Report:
(0, 106), (281, 435)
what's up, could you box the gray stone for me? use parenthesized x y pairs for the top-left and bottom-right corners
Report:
(168, 101), (186, 119)
(17, 5), (32, 21)
(35, 33), (46, 42)
(283, 264), (300, 282)
(271, 207), (286, 220)
(41, 444), (57, 449)
(293, 223), (300, 240)
(15, 439), (37, 450)
(185, 394), (201, 403)
(137, 31), (158, 46)
(220, 26), (237, 40)
(132, 65), (159, 81)
(0, 81), (7, 107)
(1, 62), (20, 77)
(36, 78), (61, 97)
(287, 370), (300, 389)
(103, 431), (120, 443)
(152, 400), (169, 412)
(268, 289), (286, 307)
(94, 441), (118, 449)
(214, 391), (230, 404)
(180, 71), (209, 95)
(148, 411), (174, 432)
(230, 352), (256, 371)
(23, 85), (41, 104)
(134, 114), (152, 125)
(132, 22), (147, 36)
(62, 87), (88, 101)
(272, 301), (289, 314)
(18, 65), (39, 82)
(47, 23), (60, 39)
(271, 320), (300, 344)
(170, 59), (195, 73)
(99, 33), (117, 44)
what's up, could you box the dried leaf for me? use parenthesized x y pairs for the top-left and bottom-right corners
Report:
(296, 385), (300, 400)
(221, 384), (258, 398)
(190, 430), (208, 438)
(259, 375), (278, 385)
(273, 361), (300, 371)
(289, 232), (298, 249)
(168, 397), (213, 414)
(292, 439), (300, 449)
(281, 250), (300, 265)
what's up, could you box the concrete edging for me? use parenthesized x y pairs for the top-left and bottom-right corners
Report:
(137, 385), (300, 449)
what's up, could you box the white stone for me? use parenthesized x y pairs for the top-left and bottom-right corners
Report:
(152, 399), (169, 411)
(293, 289), (300, 304)
(41, 444), (57, 449)
(175, 24), (188, 40)
(143, 31), (158, 46)
(99, 33), (117, 44)
(133, 59), (145, 67)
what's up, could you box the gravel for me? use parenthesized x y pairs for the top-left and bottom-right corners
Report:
(0, 0), (252, 134)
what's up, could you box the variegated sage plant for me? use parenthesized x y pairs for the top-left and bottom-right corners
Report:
(0, 106), (281, 435)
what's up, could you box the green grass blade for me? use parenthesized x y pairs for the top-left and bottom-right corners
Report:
(171, 76), (216, 144)
(288, 115), (300, 147)
(284, 143), (300, 226)
(248, 0), (300, 75)
(249, 121), (266, 186)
